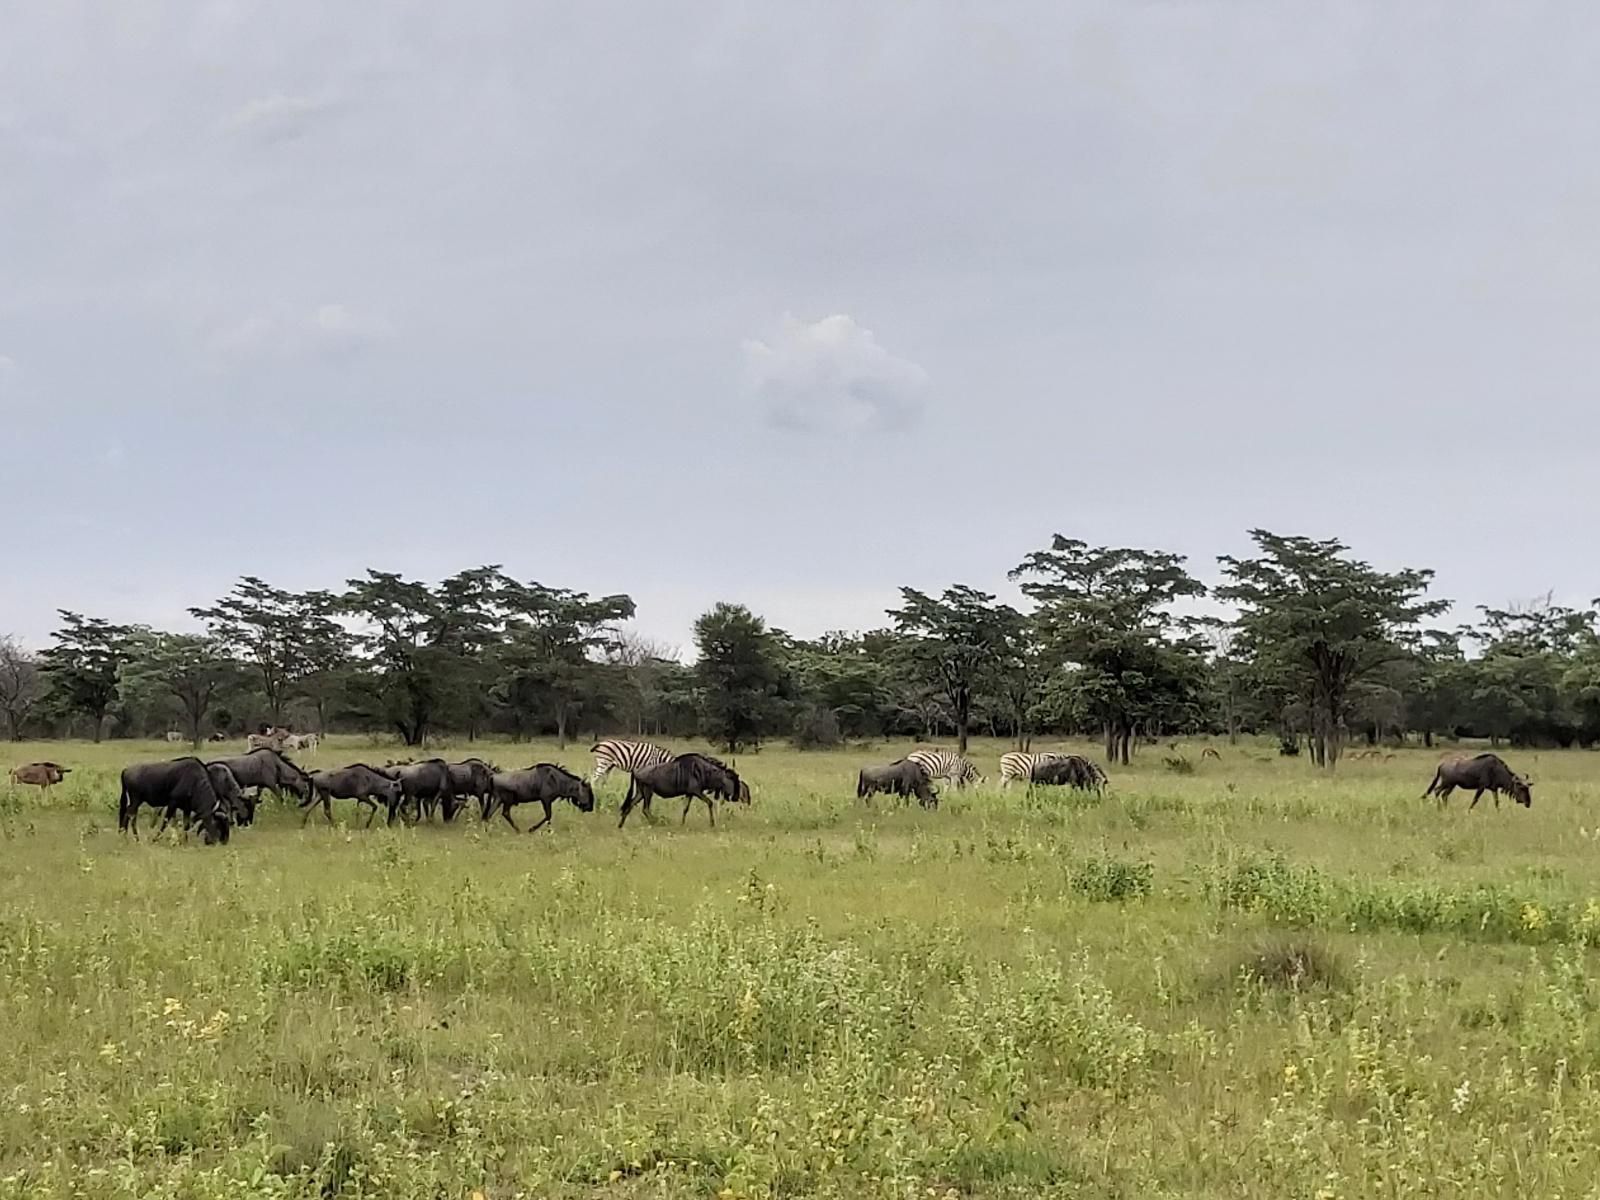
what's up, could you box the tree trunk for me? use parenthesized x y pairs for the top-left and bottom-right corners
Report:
(92, 709), (104, 744)
(1104, 723), (1115, 761)
(1424, 729), (1434, 749)
(556, 707), (569, 749)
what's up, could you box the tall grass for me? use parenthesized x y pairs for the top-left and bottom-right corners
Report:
(1, 736), (1599, 1196)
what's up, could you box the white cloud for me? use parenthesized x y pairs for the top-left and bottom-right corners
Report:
(220, 93), (337, 144)
(207, 304), (393, 363)
(742, 314), (929, 434)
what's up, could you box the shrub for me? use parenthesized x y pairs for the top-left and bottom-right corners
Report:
(1070, 854), (1154, 902)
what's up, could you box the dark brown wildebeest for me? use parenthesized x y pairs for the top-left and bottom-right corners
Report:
(208, 749), (313, 807)
(301, 764), (405, 827)
(155, 764), (252, 835)
(118, 758), (232, 843)
(489, 764), (596, 832)
(380, 759), (456, 824)
(1030, 755), (1108, 795)
(9, 762), (70, 795)
(620, 752), (749, 828)
(445, 759), (498, 820)
(1423, 753), (1532, 810)
(856, 759), (938, 808)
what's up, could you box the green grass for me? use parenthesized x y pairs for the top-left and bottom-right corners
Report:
(3, 735), (1600, 1197)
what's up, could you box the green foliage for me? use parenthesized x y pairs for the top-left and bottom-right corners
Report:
(695, 603), (789, 751)
(117, 633), (247, 745)
(888, 585), (1019, 754)
(38, 612), (134, 741)
(1068, 854), (1154, 902)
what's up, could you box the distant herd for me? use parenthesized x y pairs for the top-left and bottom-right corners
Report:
(2, 736), (1538, 848)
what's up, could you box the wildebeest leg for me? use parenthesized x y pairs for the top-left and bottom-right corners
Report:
(361, 799), (380, 829)
(1468, 788), (1486, 810)
(526, 800), (553, 833)
(500, 802), (520, 832)
(681, 795), (694, 825)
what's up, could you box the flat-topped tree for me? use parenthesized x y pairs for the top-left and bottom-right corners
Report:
(1217, 530), (1446, 770)
(888, 585), (1018, 756)
(118, 633), (246, 747)
(40, 612), (134, 742)
(1010, 536), (1208, 764)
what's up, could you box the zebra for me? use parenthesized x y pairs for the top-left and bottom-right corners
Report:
(999, 751), (1070, 788)
(589, 739), (673, 788)
(906, 748), (984, 790)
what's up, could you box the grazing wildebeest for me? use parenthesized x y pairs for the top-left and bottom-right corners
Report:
(446, 759), (498, 820)
(9, 762), (70, 795)
(382, 759), (456, 824)
(1423, 754), (1532, 810)
(155, 764), (253, 835)
(489, 764), (596, 832)
(208, 748), (313, 807)
(118, 758), (231, 843)
(620, 752), (749, 828)
(301, 764), (405, 827)
(1029, 755), (1108, 795)
(856, 759), (938, 808)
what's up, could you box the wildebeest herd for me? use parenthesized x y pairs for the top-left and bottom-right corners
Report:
(2, 740), (1538, 849)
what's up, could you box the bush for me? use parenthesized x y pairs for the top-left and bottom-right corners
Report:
(1070, 855), (1154, 902)
(791, 705), (842, 750)
(1229, 935), (1347, 993)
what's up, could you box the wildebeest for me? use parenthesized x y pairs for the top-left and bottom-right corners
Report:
(489, 764), (597, 831)
(301, 764), (405, 827)
(1423, 753), (1532, 810)
(381, 758), (456, 824)
(620, 752), (749, 828)
(856, 759), (938, 808)
(1029, 755), (1108, 795)
(118, 758), (232, 843)
(208, 748), (313, 806)
(446, 759), (498, 820)
(154, 764), (253, 835)
(9, 762), (70, 794)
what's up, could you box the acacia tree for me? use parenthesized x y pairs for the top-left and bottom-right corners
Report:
(694, 603), (788, 752)
(496, 582), (635, 745)
(340, 571), (460, 746)
(1217, 530), (1446, 770)
(118, 633), (246, 746)
(0, 636), (43, 741)
(888, 586), (1017, 755)
(1010, 537), (1207, 764)
(39, 612), (133, 742)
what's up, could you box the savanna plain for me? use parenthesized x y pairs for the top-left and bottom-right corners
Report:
(4, 737), (1600, 1199)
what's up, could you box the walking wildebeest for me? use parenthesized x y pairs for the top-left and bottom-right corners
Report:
(1423, 753), (1532, 810)
(620, 752), (749, 828)
(380, 759), (456, 824)
(446, 759), (498, 820)
(301, 765), (405, 827)
(155, 764), (253, 835)
(118, 758), (232, 843)
(208, 748), (313, 807)
(1029, 755), (1108, 795)
(489, 764), (597, 832)
(856, 759), (938, 808)
(9, 762), (70, 795)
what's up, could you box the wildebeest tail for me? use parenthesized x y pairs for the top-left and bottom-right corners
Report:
(117, 780), (132, 832)
(856, 770), (868, 799)
(1422, 766), (1442, 798)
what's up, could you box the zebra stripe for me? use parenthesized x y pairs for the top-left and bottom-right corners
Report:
(590, 739), (673, 785)
(906, 749), (983, 789)
(999, 751), (1069, 787)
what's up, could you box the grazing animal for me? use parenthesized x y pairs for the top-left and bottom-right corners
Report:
(206, 732), (228, 743)
(246, 731), (285, 753)
(1201, 747), (1222, 761)
(118, 758), (232, 843)
(382, 759), (456, 824)
(999, 752), (1069, 788)
(207, 749), (313, 806)
(1423, 754), (1532, 810)
(589, 739), (673, 787)
(9, 762), (70, 794)
(856, 759), (939, 808)
(906, 749), (984, 790)
(159, 764), (253, 835)
(620, 752), (749, 828)
(282, 733), (320, 755)
(164, 731), (183, 745)
(1028, 755), (1108, 795)
(301, 765), (405, 827)
(446, 759), (498, 819)
(489, 764), (597, 832)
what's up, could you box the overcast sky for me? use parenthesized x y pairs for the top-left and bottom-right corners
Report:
(4, 2), (1598, 652)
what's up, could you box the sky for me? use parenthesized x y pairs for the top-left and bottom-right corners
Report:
(4, 2), (1599, 654)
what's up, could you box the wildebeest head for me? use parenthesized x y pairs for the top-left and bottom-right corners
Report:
(1511, 773), (1533, 807)
(565, 777), (596, 813)
(206, 764), (253, 827)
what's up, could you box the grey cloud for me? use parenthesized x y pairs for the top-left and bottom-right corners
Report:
(206, 304), (393, 363)
(743, 314), (929, 434)
(219, 93), (338, 144)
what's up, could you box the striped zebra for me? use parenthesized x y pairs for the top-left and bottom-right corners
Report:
(999, 751), (1070, 788)
(589, 739), (673, 787)
(906, 748), (984, 789)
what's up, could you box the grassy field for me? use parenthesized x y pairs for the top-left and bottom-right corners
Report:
(3, 736), (1600, 1198)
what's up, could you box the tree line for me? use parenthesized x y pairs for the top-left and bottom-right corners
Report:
(2, 531), (1597, 767)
